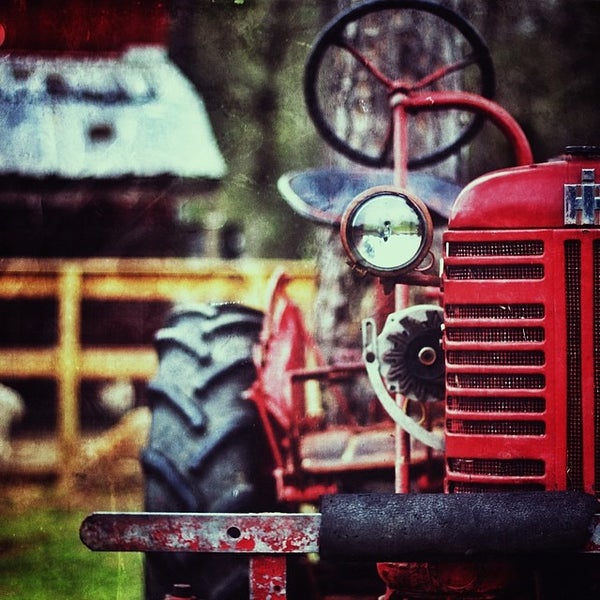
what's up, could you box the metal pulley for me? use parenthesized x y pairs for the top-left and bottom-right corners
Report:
(378, 305), (445, 402)
(362, 305), (445, 450)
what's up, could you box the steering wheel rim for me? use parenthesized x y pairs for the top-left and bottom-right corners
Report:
(304, 0), (495, 169)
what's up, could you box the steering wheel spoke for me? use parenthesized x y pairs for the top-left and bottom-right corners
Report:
(411, 54), (478, 92)
(337, 39), (397, 90)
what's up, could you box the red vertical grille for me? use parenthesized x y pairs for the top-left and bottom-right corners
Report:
(565, 240), (583, 491)
(446, 222), (600, 496)
(444, 234), (548, 493)
(594, 241), (600, 494)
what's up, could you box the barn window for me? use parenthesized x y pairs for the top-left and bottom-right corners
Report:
(88, 123), (115, 144)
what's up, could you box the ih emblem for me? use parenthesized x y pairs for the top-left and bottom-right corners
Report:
(564, 168), (600, 225)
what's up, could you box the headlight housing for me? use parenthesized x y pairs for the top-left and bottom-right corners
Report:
(341, 186), (433, 278)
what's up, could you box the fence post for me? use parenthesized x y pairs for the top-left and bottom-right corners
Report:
(57, 262), (82, 479)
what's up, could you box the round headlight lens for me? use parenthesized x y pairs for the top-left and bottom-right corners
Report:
(341, 187), (432, 276)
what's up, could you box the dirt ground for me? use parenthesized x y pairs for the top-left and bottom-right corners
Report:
(0, 435), (144, 514)
(0, 475), (143, 517)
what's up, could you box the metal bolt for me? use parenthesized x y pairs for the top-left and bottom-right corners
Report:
(418, 346), (437, 366)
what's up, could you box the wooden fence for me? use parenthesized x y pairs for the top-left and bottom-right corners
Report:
(0, 258), (316, 478)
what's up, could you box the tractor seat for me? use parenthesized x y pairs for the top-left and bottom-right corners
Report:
(278, 168), (460, 226)
(300, 425), (422, 473)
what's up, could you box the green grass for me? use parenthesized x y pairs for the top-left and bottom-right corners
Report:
(0, 508), (143, 600)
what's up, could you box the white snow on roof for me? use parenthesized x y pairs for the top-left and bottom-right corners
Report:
(0, 46), (227, 180)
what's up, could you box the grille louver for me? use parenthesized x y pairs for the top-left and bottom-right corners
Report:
(448, 482), (545, 493)
(445, 231), (600, 496)
(446, 264), (544, 280)
(447, 395), (545, 414)
(445, 327), (544, 344)
(448, 458), (545, 477)
(444, 234), (549, 492)
(447, 240), (544, 257)
(445, 304), (545, 320)
(447, 419), (546, 436)
(447, 350), (545, 366)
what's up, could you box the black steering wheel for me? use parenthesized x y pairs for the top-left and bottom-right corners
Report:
(304, 0), (495, 169)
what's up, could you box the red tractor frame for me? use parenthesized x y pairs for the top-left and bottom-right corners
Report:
(82, 2), (600, 599)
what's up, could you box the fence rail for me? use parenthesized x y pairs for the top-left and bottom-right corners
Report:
(0, 258), (316, 478)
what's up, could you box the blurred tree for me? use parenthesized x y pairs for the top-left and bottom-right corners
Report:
(461, 0), (600, 174)
(167, 0), (323, 258)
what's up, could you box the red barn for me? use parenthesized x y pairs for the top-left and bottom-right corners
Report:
(0, 0), (169, 53)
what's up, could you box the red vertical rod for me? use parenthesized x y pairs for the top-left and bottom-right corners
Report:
(395, 283), (411, 493)
(374, 94), (410, 324)
(392, 94), (409, 188)
(392, 95), (411, 492)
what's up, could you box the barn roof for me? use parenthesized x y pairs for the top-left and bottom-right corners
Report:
(0, 47), (227, 180)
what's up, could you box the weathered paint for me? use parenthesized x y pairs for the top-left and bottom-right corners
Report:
(79, 512), (321, 554)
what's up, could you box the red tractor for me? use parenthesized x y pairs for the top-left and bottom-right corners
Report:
(81, 2), (600, 599)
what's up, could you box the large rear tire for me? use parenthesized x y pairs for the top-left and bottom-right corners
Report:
(141, 303), (275, 600)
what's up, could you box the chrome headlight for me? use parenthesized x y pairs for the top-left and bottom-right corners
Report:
(341, 186), (433, 277)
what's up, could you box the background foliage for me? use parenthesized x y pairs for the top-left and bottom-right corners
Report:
(169, 0), (324, 258)
(465, 0), (600, 176)
(168, 0), (600, 258)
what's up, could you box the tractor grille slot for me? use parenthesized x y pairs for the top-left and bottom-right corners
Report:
(447, 350), (545, 366)
(447, 458), (545, 477)
(445, 327), (545, 343)
(448, 482), (545, 493)
(447, 395), (545, 414)
(565, 240), (583, 491)
(446, 264), (544, 280)
(447, 240), (544, 257)
(447, 373), (545, 390)
(447, 419), (546, 436)
(445, 303), (545, 320)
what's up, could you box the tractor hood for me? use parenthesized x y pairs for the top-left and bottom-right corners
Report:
(449, 147), (600, 230)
